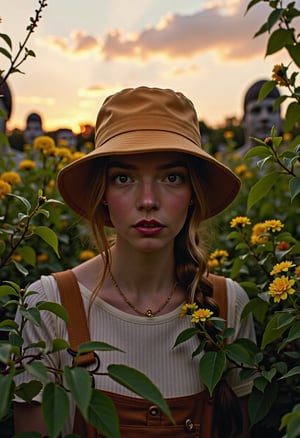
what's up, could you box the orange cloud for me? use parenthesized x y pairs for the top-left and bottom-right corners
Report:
(41, 2), (267, 61)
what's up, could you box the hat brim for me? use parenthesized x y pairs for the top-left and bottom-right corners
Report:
(57, 130), (240, 222)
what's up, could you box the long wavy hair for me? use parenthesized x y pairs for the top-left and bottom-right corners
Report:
(84, 153), (242, 437)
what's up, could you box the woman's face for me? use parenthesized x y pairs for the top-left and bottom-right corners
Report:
(105, 152), (192, 253)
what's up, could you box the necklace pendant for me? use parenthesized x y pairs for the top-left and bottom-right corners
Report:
(146, 309), (153, 318)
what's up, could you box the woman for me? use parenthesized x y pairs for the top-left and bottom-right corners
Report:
(14, 86), (255, 437)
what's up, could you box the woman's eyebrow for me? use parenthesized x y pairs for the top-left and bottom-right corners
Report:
(158, 160), (187, 170)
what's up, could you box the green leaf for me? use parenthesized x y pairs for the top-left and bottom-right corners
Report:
(42, 382), (69, 438)
(87, 389), (120, 438)
(173, 327), (200, 348)
(19, 307), (41, 327)
(64, 366), (92, 418)
(15, 380), (43, 402)
(7, 193), (31, 210)
(108, 364), (174, 423)
(247, 172), (279, 211)
(17, 245), (36, 267)
(0, 343), (11, 363)
(12, 260), (29, 276)
(199, 350), (226, 397)
(287, 42), (300, 68)
(0, 284), (19, 298)
(280, 366), (300, 380)
(258, 80), (278, 101)
(245, 0), (263, 14)
(24, 362), (49, 383)
(0, 319), (19, 331)
(78, 341), (124, 354)
(290, 177), (300, 203)
(37, 301), (69, 323)
(267, 8), (284, 31)
(0, 32), (12, 48)
(34, 226), (60, 257)
(0, 374), (15, 421)
(261, 313), (292, 350)
(241, 297), (268, 323)
(262, 368), (276, 383)
(225, 342), (255, 366)
(51, 338), (69, 353)
(244, 145), (271, 159)
(266, 28), (294, 56)
(0, 46), (12, 59)
(284, 102), (300, 132)
(248, 383), (278, 426)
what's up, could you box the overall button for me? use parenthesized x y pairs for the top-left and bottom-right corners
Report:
(185, 418), (194, 431)
(147, 405), (161, 425)
(149, 405), (159, 416)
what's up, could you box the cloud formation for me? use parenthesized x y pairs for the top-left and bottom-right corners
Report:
(41, 1), (266, 62)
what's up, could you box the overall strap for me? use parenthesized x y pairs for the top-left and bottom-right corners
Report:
(52, 270), (95, 366)
(208, 273), (227, 320)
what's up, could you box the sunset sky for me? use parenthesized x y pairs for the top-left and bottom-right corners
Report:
(2, 0), (291, 134)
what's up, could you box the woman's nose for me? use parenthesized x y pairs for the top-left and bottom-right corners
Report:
(136, 181), (159, 210)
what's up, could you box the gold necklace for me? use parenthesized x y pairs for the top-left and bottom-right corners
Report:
(109, 270), (177, 318)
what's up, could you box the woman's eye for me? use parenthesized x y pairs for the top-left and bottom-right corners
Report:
(165, 173), (183, 184)
(114, 174), (131, 184)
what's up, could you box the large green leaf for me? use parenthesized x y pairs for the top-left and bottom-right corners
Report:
(249, 383), (278, 426)
(290, 177), (300, 203)
(37, 301), (69, 323)
(42, 382), (70, 438)
(199, 350), (226, 397)
(78, 341), (124, 354)
(0, 374), (15, 421)
(64, 366), (92, 419)
(19, 307), (41, 326)
(247, 172), (279, 211)
(173, 327), (200, 348)
(266, 28), (294, 55)
(225, 342), (255, 366)
(34, 226), (60, 257)
(15, 380), (43, 402)
(25, 362), (49, 383)
(261, 313), (293, 350)
(87, 389), (120, 438)
(108, 364), (174, 423)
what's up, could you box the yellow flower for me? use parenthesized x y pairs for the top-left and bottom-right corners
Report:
(83, 141), (94, 150)
(295, 266), (300, 278)
(230, 216), (251, 228)
(37, 254), (49, 263)
(272, 64), (288, 86)
(70, 151), (86, 162)
(207, 259), (219, 268)
(208, 249), (228, 267)
(55, 147), (72, 161)
(33, 135), (56, 152)
(264, 219), (284, 232)
(179, 303), (198, 318)
(79, 250), (96, 261)
(19, 159), (36, 170)
(11, 254), (22, 262)
(224, 130), (234, 140)
(270, 261), (296, 276)
(1, 171), (21, 185)
(268, 276), (296, 303)
(191, 308), (214, 323)
(0, 180), (12, 199)
(251, 222), (268, 244)
(235, 164), (247, 175)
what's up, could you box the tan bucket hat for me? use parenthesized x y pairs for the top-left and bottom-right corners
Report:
(57, 86), (240, 221)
